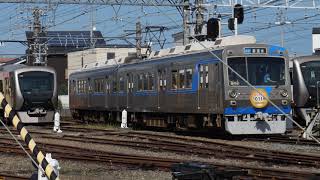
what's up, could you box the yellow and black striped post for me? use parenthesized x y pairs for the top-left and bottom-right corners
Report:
(0, 93), (59, 180)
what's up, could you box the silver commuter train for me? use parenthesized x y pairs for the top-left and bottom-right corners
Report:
(69, 35), (292, 135)
(291, 55), (320, 136)
(0, 64), (57, 123)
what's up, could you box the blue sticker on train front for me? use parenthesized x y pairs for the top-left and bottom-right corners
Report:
(224, 105), (291, 115)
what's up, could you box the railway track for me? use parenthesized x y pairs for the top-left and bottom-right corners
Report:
(0, 174), (28, 180)
(0, 126), (320, 179)
(2, 126), (320, 168)
(242, 135), (320, 146)
(0, 137), (316, 180)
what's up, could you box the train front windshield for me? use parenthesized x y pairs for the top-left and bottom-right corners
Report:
(18, 71), (54, 94)
(300, 61), (320, 97)
(228, 57), (286, 86)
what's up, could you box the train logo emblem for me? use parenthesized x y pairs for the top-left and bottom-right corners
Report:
(249, 89), (268, 108)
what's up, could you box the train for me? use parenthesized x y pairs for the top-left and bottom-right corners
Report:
(69, 35), (292, 135)
(0, 64), (57, 123)
(291, 54), (320, 137)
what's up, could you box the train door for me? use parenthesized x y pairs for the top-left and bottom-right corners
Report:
(105, 75), (110, 109)
(197, 64), (209, 111)
(87, 78), (93, 109)
(4, 77), (12, 105)
(157, 69), (167, 111)
(126, 73), (134, 109)
(118, 74), (126, 109)
(69, 79), (76, 108)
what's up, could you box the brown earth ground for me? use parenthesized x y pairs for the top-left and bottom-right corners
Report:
(0, 122), (319, 180)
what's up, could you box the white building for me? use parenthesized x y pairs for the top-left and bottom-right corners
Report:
(67, 45), (146, 77)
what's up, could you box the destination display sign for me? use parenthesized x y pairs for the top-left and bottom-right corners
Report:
(244, 47), (267, 54)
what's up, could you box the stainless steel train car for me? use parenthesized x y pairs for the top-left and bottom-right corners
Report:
(69, 35), (292, 135)
(0, 64), (57, 123)
(291, 54), (320, 136)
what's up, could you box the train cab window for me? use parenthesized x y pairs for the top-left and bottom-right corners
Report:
(199, 65), (209, 88)
(228, 57), (285, 86)
(119, 76), (125, 92)
(172, 70), (178, 90)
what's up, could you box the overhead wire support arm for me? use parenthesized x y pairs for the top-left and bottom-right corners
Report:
(0, 0), (319, 9)
(0, 0), (187, 6)
(204, 0), (320, 9)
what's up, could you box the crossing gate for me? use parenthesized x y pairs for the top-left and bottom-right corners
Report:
(0, 93), (59, 180)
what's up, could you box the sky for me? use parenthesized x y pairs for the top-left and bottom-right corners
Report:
(0, 2), (318, 58)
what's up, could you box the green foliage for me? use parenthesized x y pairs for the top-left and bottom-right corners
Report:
(58, 82), (68, 95)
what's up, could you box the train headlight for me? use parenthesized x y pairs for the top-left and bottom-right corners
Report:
(280, 89), (288, 97)
(229, 90), (238, 98)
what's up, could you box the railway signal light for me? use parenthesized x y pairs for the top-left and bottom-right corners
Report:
(206, 18), (220, 40)
(228, 18), (235, 31)
(234, 4), (244, 24)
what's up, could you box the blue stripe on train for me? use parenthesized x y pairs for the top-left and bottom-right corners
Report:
(224, 105), (291, 115)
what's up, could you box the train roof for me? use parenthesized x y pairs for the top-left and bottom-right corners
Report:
(291, 54), (320, 64)
(70, 35), (285, 77)
(0, 64), (55, 73)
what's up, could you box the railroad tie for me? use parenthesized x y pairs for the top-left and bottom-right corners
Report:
(0, 93), (59, 180)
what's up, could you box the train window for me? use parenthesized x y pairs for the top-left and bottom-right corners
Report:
(0, 80), (3, 93)
(228, 58), (246, 86)
(112, 78), (118, 92)
(77, 80), (87, 94)
(144, 74), (148, 90)
(119, 76), (125, 92)
(159, 70), (166, 90)
(172, 70), (178, 90)
(199, 65), (209, 88)
(148, 73), (155, 90)
(186, 68), (193, 89)
(94, 79), (105, 93)
(179, 69), (185, 89)
(127, 74), (133, 92)
(106, 77), (112, 94)
(138, 74), (143, 91)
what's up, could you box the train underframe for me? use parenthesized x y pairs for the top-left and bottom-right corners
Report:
(71, 109), (288, 134)
(16, 111), (55, 123)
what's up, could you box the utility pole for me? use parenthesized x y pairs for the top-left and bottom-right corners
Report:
(28, 7), (47, 66)
(194, 0), (204, 36)
(136, 21), (142, 58)
(90, 4), (96, 49)
(275, 10), (291, 47)
(183, 0), (190, 45)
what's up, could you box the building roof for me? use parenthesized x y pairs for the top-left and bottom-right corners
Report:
(26, 31), (106, 48)
(0, 57), (15, 63)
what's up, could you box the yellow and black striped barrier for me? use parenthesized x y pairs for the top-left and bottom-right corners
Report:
(0, 93), (59, 180)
